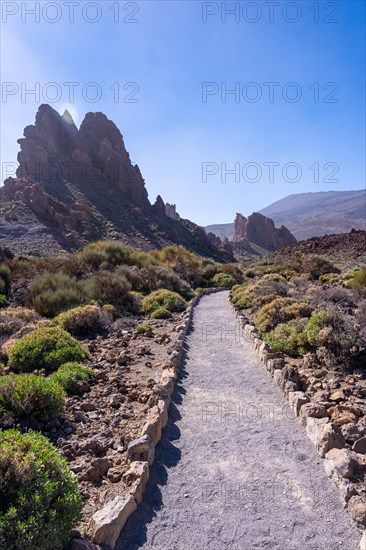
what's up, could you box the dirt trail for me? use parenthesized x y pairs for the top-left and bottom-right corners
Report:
(117, 291), (360, 550)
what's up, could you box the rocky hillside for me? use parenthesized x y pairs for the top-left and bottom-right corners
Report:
(0, 105), (231, 261)
(274, 228), (366, 262)
(205, 190), (366, 242)
(259, 190), (366, 240)
(232, 212), (296, 253)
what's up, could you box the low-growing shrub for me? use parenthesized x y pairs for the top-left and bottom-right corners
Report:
(135, 323), (152, 334)
(0, 430), (83, 549)
(0, 374), (65, 425)
(81, 271), (137, 313)
(77, 241), (147, 270)
(0, 264), (11, 294)
(8, 327), (90, 373)
(31, 272), (84, 317)
(136, 264), (189, 295)
(53, 304), (111, 336)
(0, 295), (8, 308)
(141, 289), (187, 315)
(254, 297), (312, 334)
(210, 273), (237, 288)
(151, 307), (173, 319)
(265, 319), (308, 357)
(51, 363), (93, 395)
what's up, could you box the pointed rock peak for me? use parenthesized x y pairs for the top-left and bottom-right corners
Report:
(62, 109), (75, 125)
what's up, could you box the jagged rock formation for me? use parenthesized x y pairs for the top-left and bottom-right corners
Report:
(233, 212), (297, 252)
(165, 203), (180, 221)
(0, 105), (232, 261)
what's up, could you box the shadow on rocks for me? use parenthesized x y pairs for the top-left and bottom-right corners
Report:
(115, 343), (191, 550)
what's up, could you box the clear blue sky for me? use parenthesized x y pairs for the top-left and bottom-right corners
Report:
(1, 0), (365, 225)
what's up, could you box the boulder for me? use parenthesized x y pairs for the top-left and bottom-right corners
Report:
(91, 495), (137, 548)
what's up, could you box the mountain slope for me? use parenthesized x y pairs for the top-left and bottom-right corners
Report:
(204, 190), (366, 241)
(0, 105), (232, 261)
(259, 190), (366, 240)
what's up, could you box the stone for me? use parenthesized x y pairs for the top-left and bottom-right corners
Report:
(158, 399), (168, 429)
(324, 448), (357, 481)
(331, 405), (359, 426)
(348, 496), (366, 528)
(288, 391), (309, 416)
(299, 402), (328, 427)
(127, 434), (155, 465)
(359, 530), (366, 550)
(123, 461), (149, 505)
(329, 390), (345, 403)
(140, 406), (162, 446)
(69, 539), (101, 550)
(316, 422), (345, 458)
(91, 495), (137, 548)
(353, 437), (366, 454)
(305, 416), (329, 446)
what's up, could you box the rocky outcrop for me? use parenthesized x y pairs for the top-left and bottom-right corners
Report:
(165, 203), (180, 221)
(233, 212), (296, 251)
(0, 105), (232, 261)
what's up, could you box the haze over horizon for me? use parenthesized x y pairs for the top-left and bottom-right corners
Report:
(1, 1), (365, 226)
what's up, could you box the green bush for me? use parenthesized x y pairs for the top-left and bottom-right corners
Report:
(0, 295), (8, 308)
(54, 304), (110, 336)
(77, 240), (147, 270)
(151, 307), (173, 319)
(0, 430), (83, 550)
(141, 289), (187, 315)
(254, 297), (312, 334)
(0, 374), (65, 425)
(81, 270), (136, 311)
(211, 273), (237, 288)
(304, 311), (333, 345)
(31, 272), (84, 317)
(8, 327), (90, 373)
(265, 319), (307, 357)
(135, 323), (152, 334)
(346, 268), (366, 290)
(136, 265), (189, 295)
(51, 363), (93, 395)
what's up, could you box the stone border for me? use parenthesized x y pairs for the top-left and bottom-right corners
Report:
(72, 290), (219, 550)
(232, 305), (366, 550)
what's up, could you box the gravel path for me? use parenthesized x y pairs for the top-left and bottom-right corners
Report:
(117, 291), (360, 550)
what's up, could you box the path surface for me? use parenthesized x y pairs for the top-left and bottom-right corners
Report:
(117, 291), (360, 550)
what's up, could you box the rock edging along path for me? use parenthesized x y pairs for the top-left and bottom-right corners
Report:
(116, 291), (360, 550)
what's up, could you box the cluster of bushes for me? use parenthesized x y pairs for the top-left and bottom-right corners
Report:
(0, 324), (92, 547)
(141, 289), (187, 319)
(232, 255), (366, 366)
(0, 430), (83, 549)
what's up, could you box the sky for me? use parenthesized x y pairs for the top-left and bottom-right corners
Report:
(0, 0), (365, 226)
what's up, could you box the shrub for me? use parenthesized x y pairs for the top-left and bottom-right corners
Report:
(54, 304), (110, 336)
(346, 269), (366, 290)
(77, 241), (147, 270)
(0, 295), (8, 308)
(0, 430), (83, 549)
(135, 323), (152, 334)
(304, 311), (333, 345)
(0, 374), (65, 425)
(31, 272), (84, 317)
(136, 265), (189, 295)
(141, 289), (187, 315)
(51, 363), (93, 395)
(254, 298), (312, 335)
(151, 307), (173, 319)
(265, 319), (307, 357)
(8, 327), (90, 373)
(0, 264), (11, 294)
(211, 273), (237, 288)
(149, 245), (203, 286)
(81, 271), (137, 312)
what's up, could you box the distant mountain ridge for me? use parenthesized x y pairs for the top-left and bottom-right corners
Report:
(205, 190), (366, 241)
